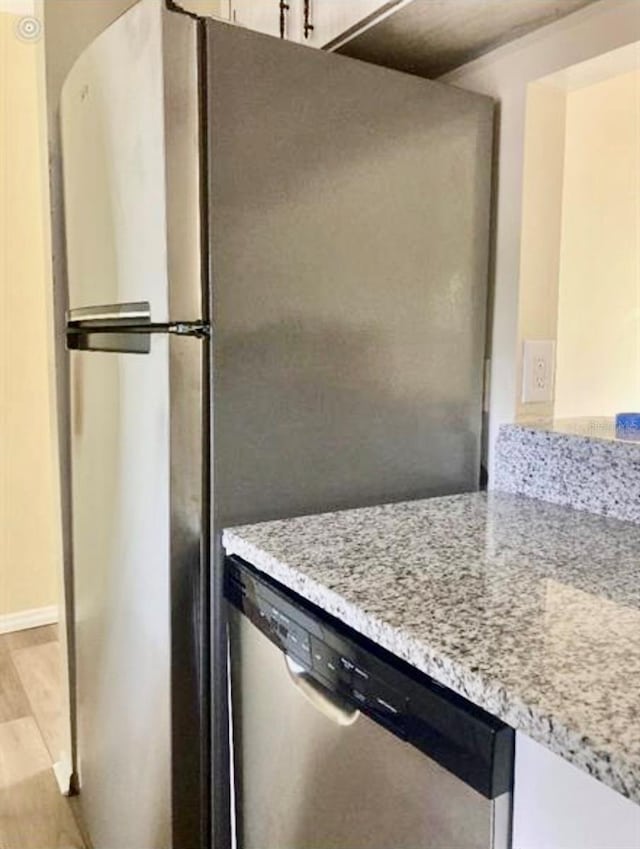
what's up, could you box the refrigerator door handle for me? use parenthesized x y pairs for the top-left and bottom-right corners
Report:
(67, 301), (151, 324)
(66, 301), (210, 353)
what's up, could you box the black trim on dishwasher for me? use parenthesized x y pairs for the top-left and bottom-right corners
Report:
(224, 555), (514, 801)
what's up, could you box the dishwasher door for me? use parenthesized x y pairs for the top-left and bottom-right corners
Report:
(225, 558), (513, 849)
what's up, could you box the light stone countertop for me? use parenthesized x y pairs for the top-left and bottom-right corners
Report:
(223, 491), (640, 804)
(495, 421), (640, 524)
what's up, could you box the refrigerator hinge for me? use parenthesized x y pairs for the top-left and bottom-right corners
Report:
(167, 321), (211, 339)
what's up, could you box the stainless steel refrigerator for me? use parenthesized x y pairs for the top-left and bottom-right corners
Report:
(61, 2), (493, 847)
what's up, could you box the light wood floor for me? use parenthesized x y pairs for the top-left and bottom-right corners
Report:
(0, 625), (85, 849)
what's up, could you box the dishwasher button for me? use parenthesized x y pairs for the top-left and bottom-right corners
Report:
(310, 638), (343, 682)
(286, 630), (310, 662)
(367, 679), (405, 718)
(339, 656), (369, 681)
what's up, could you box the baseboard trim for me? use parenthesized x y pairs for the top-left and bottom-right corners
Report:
(53, 757), (74, 796)
(0, 605), (59, 634)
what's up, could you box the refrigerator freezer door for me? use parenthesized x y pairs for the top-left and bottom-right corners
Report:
(61, 5), (169, 321)
(61, 3), (207, 849)
(61, 0), (203, 326)
(206, 21), (494, 529)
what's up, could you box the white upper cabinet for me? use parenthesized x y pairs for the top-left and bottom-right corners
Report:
(231, 0), (300, 40)
(229, 0), (395, 47)
(297, 0), (397, 48)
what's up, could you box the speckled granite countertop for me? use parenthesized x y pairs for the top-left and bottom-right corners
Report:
(495, 421), (640, 524)
(223, 492), (640, 804)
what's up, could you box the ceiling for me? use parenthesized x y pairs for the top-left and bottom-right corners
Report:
(335, 0), (599, 79)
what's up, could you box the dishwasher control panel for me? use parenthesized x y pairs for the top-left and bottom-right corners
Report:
(231, 564), (407, 730)
(224, 554), (515, 800)
(308, 636), (405, 722)
(256, 596), (313, 665)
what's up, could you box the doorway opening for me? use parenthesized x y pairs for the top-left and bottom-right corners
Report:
(516, 41), (640, 429)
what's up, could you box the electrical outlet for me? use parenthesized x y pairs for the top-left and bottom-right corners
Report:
(522, 340), (555, 403)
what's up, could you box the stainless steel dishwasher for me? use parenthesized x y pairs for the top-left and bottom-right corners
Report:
(225, 556), (514, 849)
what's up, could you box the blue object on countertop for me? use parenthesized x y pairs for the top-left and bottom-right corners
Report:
(615, 412), (640, 440)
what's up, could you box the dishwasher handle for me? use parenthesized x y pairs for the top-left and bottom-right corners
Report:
(285, 656), (360, 727)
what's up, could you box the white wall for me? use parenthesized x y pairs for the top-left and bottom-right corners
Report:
(440, 0), (640, 477)
(554, 68), (640, 418)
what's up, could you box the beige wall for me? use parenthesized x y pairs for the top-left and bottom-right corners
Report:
(0, 11), (58, 616)
(516, 81), (567, 420)
(554, 69), (640, 417)
(441, 0), (640, 478)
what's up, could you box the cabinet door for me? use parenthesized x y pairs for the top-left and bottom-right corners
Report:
(230, 0), (400, 46)
(299, 0), (400, 48)
(513, 733), (640, 849)
(231, 0), (302, 40)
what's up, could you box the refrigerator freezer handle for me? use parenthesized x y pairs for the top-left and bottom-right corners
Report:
(65, 301), (210, 353)
(67, 301), (151, 324)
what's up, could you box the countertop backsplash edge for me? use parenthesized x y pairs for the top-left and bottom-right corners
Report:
(493, 423), (640, 524)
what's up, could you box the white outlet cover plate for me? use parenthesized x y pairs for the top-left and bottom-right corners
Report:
(522, 340), (556, 404)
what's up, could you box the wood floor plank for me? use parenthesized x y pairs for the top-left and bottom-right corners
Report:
(68, 797), (93, 849)
(2, 625), (59, 652)
(11, 642), (64, 764)
(0, 717), (84, 849)
(0, 643), (30, 724)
